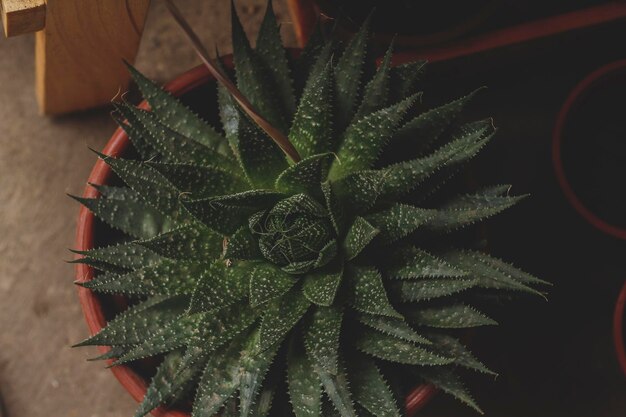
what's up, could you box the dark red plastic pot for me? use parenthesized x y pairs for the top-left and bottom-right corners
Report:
(552, 59), (626, 240)
(74, 62), (436, 416)
(614, 280), (626, 377)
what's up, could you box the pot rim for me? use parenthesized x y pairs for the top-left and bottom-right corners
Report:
(74, 62), (437, 417)
(552, 59), (626, 241)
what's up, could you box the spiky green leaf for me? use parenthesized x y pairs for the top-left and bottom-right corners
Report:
(330, 94), (417, 179)
(348, 266), (401, 318)
(183, 190), (282, 235)
(409, 304), (497, 328)
(419, 368), (482, 413)
(289, 62), (334, 158)
(365, 204), (434, 243)
(259, 288), (310, 351)
(276, 153), (335, 195)
(302, 261), (344, 306)
(356, 329), (451, 366)
(349, 358), (401, 417)
(71, 194), (170, 239)
(288, 343), (322, 417)
(255, 1), (296, 117)
(126, 63), (226, 150)
(385, 246), (466, 279)
(139, 225), (223, 260)
(305, 306), (343, 374)
(342, 216), (379, 260)
(357, 314), (431, 345)
(248, 262), (297, 307)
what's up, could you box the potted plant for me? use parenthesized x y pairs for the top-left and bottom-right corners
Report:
(72, 1), (548, 416)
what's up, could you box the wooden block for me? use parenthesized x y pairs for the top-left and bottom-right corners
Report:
(35, 0), (151, 115)
(1, 0), (46, 37)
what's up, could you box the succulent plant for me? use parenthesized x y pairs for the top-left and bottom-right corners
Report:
(72, 2), (548, 416)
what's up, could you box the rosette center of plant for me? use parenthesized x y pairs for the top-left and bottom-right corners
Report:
(249, 194), (337, 274)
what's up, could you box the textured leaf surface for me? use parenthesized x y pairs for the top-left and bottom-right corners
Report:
(72, 195), (170, 240)
(357, 314), (431, 345)
(112, 105), (157, 160)
(134, 350), (199, 417)
(302, 261), (344, 306)
(188, 262), (248, 313)
(237, 110), (289, 188)
(331, 171), (383, 214)
(232, 2), (287, 132)
(317, 363), (356, 417)
(348, 266), (401, 318)
(113, 313), (204, 365)
(385, 246), (466, 279)
(276, 153), (334, 195)
(239, 331), (280, 417)
(442, 250), (544, 295)
(288, 344), (322, 417)
(148, 161), (248, 198)
(366, 204), (434, 243)
(122, 103), (238, 171)
(259, 289), (310, 351)
(126, 64), (226, 150)
(379, 120), (495, 199)
(353, 42), (393, 122)
(330, 94), (417, 179)
(420, 368), (482, 413)
(248, 262), (297, 307)
(409, 304), (497, 328)
(81, 259), (202, 296)
(305, 306), (343, 374)
(97, 153), (184, 216)
(389, 60), (426, 101)
(139, 225), (223, 260)
(356, 329), (451, 366)
(72, 242), (161, 270)
(342, 217), (379, 260)
(349, 358), (400, 417)
(255, 1), (295, 117)
(428, 188), (526, 231)
(289, 62), (334, 158)
(192, 334), (247, 417)
(75, 295), (187, 347)
(183, 190), (282, 235)
(394, 89), (481, 152)
(224, 226), (261, 260)
(427, 333), (495, 376)
(396, 278), (477, 302)
(334, 18), (369, 133)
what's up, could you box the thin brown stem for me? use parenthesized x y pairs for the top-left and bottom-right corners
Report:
(165, 0), (302, 163)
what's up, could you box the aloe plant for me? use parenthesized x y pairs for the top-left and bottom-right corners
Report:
(72, 2), (548, 416)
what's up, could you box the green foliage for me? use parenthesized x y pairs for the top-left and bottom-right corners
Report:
(73, 5), (547, 416)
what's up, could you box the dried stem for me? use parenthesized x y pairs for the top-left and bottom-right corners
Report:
(165, 0), (302, 163)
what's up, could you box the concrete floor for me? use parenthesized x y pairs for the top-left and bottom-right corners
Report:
(0, 1), (293, 416)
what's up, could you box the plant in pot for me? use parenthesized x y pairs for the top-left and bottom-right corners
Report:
(72, 1), (548, 416)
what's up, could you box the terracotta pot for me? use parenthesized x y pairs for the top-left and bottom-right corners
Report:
(614, 280), (626, 377)
(74, 63), (437, 416)
(552, 59), (626, 240)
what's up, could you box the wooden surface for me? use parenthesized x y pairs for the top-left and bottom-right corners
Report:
(35, 0), (150, 115)
(0, 0), (45, 37)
